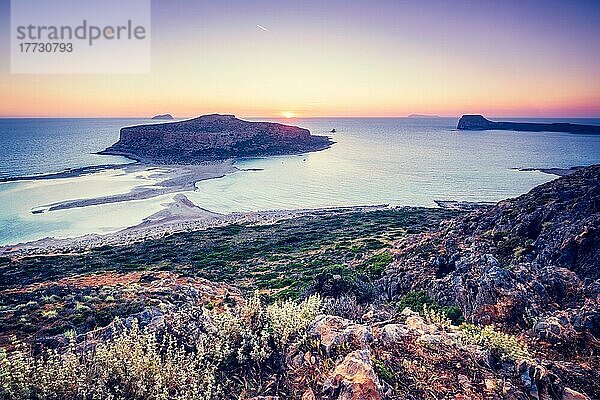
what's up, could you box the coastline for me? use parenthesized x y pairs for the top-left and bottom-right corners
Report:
(515, 166), (585, 176)
(18, 161), (238, 213)
(0, 202), (390, 259)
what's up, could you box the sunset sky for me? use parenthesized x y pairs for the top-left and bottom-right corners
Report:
(1, 0), (599, 118)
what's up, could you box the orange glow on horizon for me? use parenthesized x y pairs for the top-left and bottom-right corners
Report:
(1, 2), (599, 119)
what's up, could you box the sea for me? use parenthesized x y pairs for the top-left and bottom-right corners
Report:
(1, 117), (600, 245)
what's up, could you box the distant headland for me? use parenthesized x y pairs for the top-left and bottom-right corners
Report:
(457, 115), (600, 134)
(151, 114), (174, 120)
(100, 114), (334, 164)
(407, 114), (441, 118)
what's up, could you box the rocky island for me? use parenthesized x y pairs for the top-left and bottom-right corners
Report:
(151, 113), (174, 120)
(101, 114), (333, 163)
(458, 114), (600, 134)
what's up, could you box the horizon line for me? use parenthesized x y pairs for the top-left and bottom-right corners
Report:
(1, 114), (600, 119)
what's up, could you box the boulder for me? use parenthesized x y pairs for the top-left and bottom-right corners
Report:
(562, 387), (590, 400)
(323, 349), (382, 400)
(308, 315), (373, 355)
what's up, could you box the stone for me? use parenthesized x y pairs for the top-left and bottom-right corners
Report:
(308, 315), (373, 355)
(562, 387), (590, 400)
(301, 388), (316, 400)
(323, 350), (382, 400)
(376, 323), (411, 347)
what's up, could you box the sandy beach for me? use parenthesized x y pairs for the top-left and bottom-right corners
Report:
(24, 161), (238, 213)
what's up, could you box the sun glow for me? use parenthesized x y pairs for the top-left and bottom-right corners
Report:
(281, 111), (296, 118)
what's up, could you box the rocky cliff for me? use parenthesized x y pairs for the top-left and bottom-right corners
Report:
(101, 114), (333, 163)
(384, 164), (600, 396)
(457, 115), (600, 134)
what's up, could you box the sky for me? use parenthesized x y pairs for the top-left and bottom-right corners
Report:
(0, 0), (599, 118)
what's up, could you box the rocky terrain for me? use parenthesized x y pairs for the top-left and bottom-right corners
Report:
(384, 164), (600, 398)
(457, 115), (600, 134)
(1, 165), (598, 399)
(100, 114), (334, 163)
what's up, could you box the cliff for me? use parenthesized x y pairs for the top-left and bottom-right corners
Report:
(457, 114), (600, 134)
(101, 114), (333, 163)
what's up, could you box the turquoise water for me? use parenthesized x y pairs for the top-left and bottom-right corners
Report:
(190, 117), (600, 212)
(1, 117), (600, 245)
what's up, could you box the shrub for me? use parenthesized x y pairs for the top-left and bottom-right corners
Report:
(422, 304), (451, 329)
(0, 294), (324, 400)
(40, 310), (57, 319)
(372, 357), (395, 383)
(307, 264), (375, 303)
(443, 305), (464, 325)
(397, 291), (464, 325)
(0, 322), (220, 400)
(322, 295), (365, 321)
(397, 290), (435, 312)
(267, 295), (322, 350)
(459, 323), (529, 362)
(359, 251), (393, 278)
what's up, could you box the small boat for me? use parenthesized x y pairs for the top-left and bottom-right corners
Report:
(330, 128), (336, 133)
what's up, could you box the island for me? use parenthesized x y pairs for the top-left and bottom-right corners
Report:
(407, 114), (441, 118)
(100, 113), (334, 163)
(151, 114), (174, 120)
(457, 114), (600, 134)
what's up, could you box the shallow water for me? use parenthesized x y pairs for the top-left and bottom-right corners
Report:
(1, 117), (600, 245)
(189, 117), (600, 212)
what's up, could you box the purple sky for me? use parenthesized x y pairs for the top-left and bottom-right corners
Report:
(0, 0), (599, 117)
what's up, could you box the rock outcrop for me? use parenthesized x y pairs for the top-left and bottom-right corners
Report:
(323, 350), (382, 400)
(101, 114), (333, 163)
(457, 115), (600, 134)
(383, 164), (600, 397)
(286, 310), (591, 399)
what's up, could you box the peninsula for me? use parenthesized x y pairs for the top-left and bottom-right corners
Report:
(101, 114), (333, 163)
(457, 114), (600, 134)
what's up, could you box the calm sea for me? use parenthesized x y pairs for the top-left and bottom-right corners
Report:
(1, 117), (600, 244)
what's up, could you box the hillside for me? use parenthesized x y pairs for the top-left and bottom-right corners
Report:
(1, 166), (598, 399)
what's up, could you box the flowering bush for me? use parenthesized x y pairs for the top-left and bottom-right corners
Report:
(459, 323), (530, 362)
(0, 294), (323, 400)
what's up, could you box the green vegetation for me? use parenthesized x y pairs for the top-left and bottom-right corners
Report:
(0, 295), (323, 400)
(0, 208), (458, 291)
(358, 250), (393, 278)
(372, 357), (395, 384)
(307, 264), (375, 303)
(397, 290), (464, 325)
(458, 323), (530, 362)
(0, 208), (460, 344)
